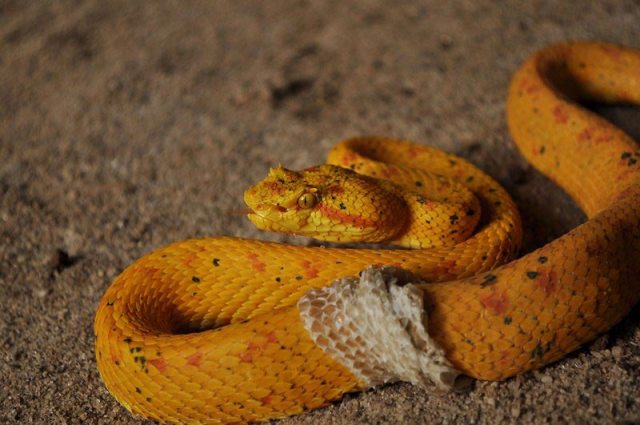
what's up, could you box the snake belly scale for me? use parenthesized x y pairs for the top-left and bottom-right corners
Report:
(94, 42), (640, 423)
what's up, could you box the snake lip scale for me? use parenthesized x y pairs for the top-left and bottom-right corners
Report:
(95, 42), (640, 424)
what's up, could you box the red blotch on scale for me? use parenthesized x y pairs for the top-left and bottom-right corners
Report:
(247, 253), (266, 272)
(317, 204), (376, 229)
(518, 77), (542, 95)
(586, 240), (604, 257)
(595, 133), (613, 145)
(497, 350), (511, 367)
(600, 45), (623, 62)
(536, 268), (557, 295)
(302, 260), (320, 279)
(381, 166), (399, 178)
(408, 146), (421, 157)
(433, 260), (457, 276)
(261, 395), (273, 405)
(239, 351), (253, 363)
(578, 128), (593, 142)
(247, 340), (265, 351)
(266, 331), (278, 343)
(616, 187), (633, 201)
(326, 185), (345, 196)
(183, 253), (198, 268)
(480, 291), (510, 315)
(341, 152), (358, 166)
(264, 181), (285, 195)
(186, 352), (203, 367)
(552, 105), (569, 124)
(616, 168), (635, 182)
(149, 358), (168, 373)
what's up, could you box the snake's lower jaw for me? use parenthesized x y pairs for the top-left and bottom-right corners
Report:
(246, 212), (269, 230)
(247, 211), (296, 235)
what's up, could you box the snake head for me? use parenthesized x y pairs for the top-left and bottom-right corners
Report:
(244, 164), (407, 242)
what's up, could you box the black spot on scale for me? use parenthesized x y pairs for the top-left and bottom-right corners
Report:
(136, 387), (141, 394)
(481, 274), (497, 287)
(465, 175), (474, 182)
(192, 276), (200, 283)
(275, 277), (281, 282)
(212, 258), (220, 267)
(415, 181), (423, 187)
(466, 208), (475, 216)
(504, 316), (512, 325)
(526, 271), (538, 279)
(295, 275), (303, 280)
(449, 214), (459, 225)
(629, 158), (637, 166)
(538, 256), (548, 264)
(530, 343), (544, 359)
(339, 202), (346, 210)
(124, 337), (132, 344)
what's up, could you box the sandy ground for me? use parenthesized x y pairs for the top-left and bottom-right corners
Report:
(1, 0), (640, 423)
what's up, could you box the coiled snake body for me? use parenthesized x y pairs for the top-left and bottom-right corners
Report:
(95, 42), (640, 423)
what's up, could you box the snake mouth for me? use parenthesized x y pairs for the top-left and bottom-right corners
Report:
(247, 206), (306, 234)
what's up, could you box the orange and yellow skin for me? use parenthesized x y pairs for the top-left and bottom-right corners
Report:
(95, 42), (640, 424)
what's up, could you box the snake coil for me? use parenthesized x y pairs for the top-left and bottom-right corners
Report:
(95, 42), (640, 424)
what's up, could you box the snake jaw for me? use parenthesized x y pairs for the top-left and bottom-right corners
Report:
(246, 206), (305, 234)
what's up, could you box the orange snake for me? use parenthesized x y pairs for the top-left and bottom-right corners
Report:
(95, 42), (640, 423)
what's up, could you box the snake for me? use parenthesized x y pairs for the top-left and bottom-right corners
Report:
(94, 42), (640, 424)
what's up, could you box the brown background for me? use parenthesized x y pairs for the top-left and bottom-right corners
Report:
(1, 1), (639, 423)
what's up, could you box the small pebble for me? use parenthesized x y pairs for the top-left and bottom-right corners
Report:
(611, 346), (623, 359)
(511, 405), (521, 418)
(540, 374), (553, 384)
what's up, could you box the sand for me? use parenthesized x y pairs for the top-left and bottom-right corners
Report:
(1, 0), (639, 423)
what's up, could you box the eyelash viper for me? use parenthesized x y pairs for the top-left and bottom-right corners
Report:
(94, 41), (640, 424)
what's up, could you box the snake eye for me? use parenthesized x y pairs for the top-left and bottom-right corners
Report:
(297, 192), (318, 209)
